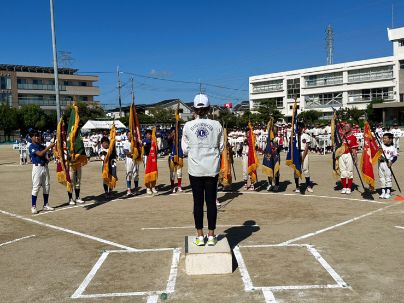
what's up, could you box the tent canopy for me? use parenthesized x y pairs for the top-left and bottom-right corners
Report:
(81, 120), (126, 131)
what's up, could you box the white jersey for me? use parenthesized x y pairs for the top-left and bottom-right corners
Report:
(300, 133), (311, 151)
(391, 128), (402, 138)
(381, 144), (398, 161)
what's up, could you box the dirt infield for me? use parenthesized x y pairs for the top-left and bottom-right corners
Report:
(1, 145), (404, 303)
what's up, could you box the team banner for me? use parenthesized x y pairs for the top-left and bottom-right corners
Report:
(67, 102), (88, 171)
(129, 100), (142, 163)
(286, 101), (302, 177)
(55, 118), (72, 193)
(145, 127), (158, 187)
(331, 112), (345, 177)
(361, 121), (382, 190)
(247, 122), (259, 184)
(102, 124), (118, 189)
(171, 103), (184, 169)
(219, 128), (232, 188)
(262, 118), (280, 178)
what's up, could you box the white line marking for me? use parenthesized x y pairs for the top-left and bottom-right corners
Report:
(259, 284), (343, 291)
(147, 295), (159, 303)
(395, 226), (404, 230)
(32, 203), (95, 216)
(280, 204), (396, 245)
(0, 209), (137, 251)
(141, 224), (259, 230)
(166, 248), (181, 293)
(71, 251), (110, 298)
(107, 248), (175, 253)
(233, 246), (254, 291)
(263, 290), (277, 303)
(306, 245), (348, 288)
(0, 235), (35, 247)
(75, 291), (164, 298)
(241, 244), (308, 248)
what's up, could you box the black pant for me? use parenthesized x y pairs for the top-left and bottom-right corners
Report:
(189, 174), (218, 230)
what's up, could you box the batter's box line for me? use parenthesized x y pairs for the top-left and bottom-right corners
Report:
(71, 247), (181, 300)
(234, 244), (350, 293)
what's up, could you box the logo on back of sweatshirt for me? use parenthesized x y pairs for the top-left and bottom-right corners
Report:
(196, 126), (209, 140)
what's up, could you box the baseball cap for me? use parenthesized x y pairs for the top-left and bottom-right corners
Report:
(193, 94), (210, 108)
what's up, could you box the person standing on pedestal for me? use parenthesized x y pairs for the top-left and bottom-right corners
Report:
(182, 94), (224, 246)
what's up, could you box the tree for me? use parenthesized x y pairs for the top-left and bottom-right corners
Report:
(18, 104), (49, 132)
(148, 107), (175, 123)
(0, 104), (18, 140)
(64, 101), (106, 127)
(299, 110), (322, 124)
(366, 99), (383, 124)
(256, 100), (284, 124)
(346, 107), (364, 124)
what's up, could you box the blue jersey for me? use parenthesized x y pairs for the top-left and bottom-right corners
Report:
(29, 143), (48, 165)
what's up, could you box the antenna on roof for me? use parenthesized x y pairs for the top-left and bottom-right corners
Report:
(326, 24), (334, 65)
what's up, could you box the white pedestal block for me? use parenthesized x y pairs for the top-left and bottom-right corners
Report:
(185, 235), (233, 275)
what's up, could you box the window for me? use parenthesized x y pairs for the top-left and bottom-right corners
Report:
(80, 82), (87, 86)
(348, 87), (394, 103)
(0, 76), (11, 89)
(348, 66), (393, 83)
(305, 92), (343, 108)
(305, 72), (343, 87)
(0, 92), (12, 106)
(287, 78), (300, 99)
(400, 94), (404, 102)
(400, 40), (404, 47)
(400, 60), (404, 70)
(252, 79), (283, 94)
(32, 79), (43, 85)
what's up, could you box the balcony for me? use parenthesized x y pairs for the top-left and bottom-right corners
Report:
(17, 83), (66, 91)
(305, 77), (343, 88)
(18, 99), (73, 106)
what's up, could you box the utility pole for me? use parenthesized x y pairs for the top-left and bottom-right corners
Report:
(131, 77), (134, 102)
(117, 66), (122, 118)
(50, 0), (61, 121)
(326, 24), (334, 65)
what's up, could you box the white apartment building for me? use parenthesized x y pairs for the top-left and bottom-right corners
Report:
(249, 27), (404, 122)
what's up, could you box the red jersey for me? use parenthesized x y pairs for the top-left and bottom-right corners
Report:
(343, 133), (359, 154)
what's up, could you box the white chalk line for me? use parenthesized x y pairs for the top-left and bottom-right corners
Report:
(233, 246), (254, 292)
(395, 225), (404, 230)
(235, 244), (349, 294)
(71, 248), (181, 299)
(147, 295), (159, 303)
(32, 203), (95, 216)
(0, 235), (36, 248)
(0, 209), (137, 251)
(141, 224), (260, 230)
(280, 203), (396, 245)
(263, 290), (277, 303)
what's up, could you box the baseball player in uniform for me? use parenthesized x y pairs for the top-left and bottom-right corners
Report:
(339, 123), (359, 194)
(167, 127), (183, 193)
(378, 133), (398, 199)
(294, 123), (313, 193)
(29, 130), (55, 214)
(123, 132), (140, 196)
(391, 123), (401, 152)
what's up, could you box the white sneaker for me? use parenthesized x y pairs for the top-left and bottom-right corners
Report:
(266, 184), (272, 191)
(177, 187), (183, 192)
(207, 236), (218, 246)
(126, 190), (132, 197)
(345, 188), (352, 195)
(146, 188), (153, 195)
(341, 188), (347, 194)
(172, 187), (177, 193)
(69, 199), (76, 205)
(216, 200), (221, 206)
(379, 193), (385, 199)
(384, 193), (391, 199)
(43, 205), (54, 211)
(31, 207), (38, 214)
(307, 187), (314, 193)
(76, 197), (84, 204)
(295, 188), (300, 193)
(193, 236), (205, 246)
(151, 187), (158, 194)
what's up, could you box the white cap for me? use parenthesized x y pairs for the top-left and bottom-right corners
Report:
(193, 94), (210, 108)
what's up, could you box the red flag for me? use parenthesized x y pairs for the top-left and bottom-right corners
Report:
(145, 128), (158, 187)
(55, 118), (72, 193)
(247, 122), (258, 183)
(361, 121), (382, 191)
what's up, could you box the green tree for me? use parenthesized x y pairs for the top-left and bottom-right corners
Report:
(64, 102), (106, 127)
(256, 100), (284, 123)
(299, 110), (322, 124)
(148, 107), (175, 123)
(366, 99), (383, 123)
(0, 104), (19, 140)
(347, 107), (364, 124)
(18, 104), (48, 132)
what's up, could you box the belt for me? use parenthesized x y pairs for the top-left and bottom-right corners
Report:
(34, 163), (47, 166)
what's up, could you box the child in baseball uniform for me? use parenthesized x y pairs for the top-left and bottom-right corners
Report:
(29, 130), (55, 214)
(378, 133), (398, 199)
(123, 132), (140, 196)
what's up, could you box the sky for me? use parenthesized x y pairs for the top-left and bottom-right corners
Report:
(2, 0), (404, 109)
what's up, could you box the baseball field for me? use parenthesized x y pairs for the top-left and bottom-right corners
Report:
(1, 145), (403, 303)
